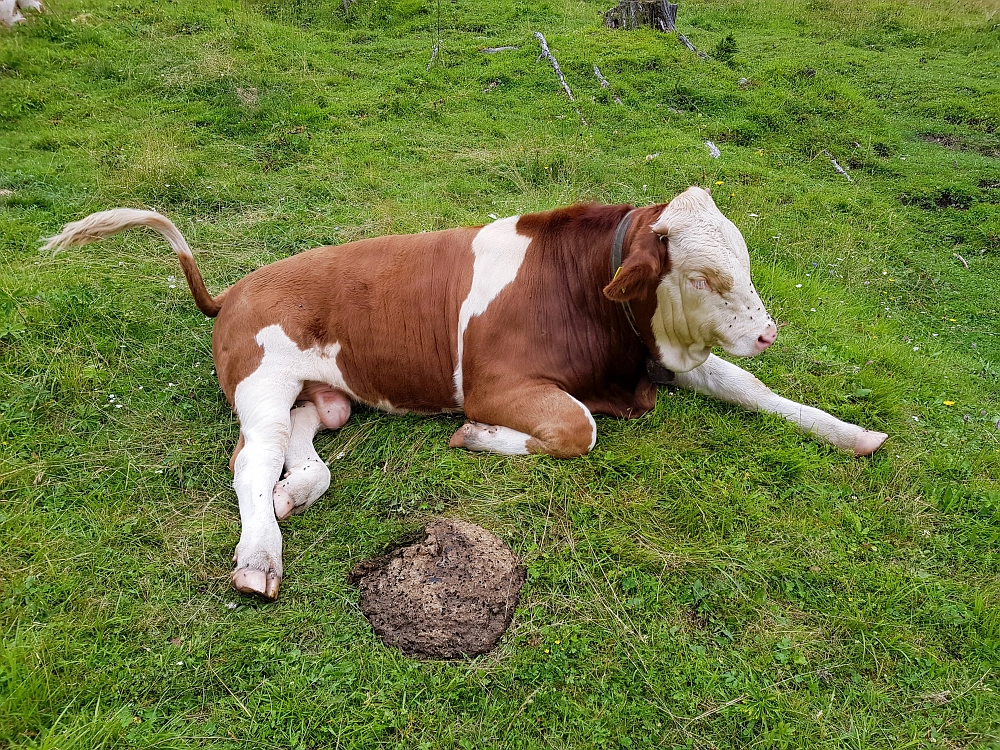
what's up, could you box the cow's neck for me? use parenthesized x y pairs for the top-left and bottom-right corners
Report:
(610, 205), (676, 385)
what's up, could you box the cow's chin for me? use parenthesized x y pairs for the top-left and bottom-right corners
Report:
(654, 341), (713, 374)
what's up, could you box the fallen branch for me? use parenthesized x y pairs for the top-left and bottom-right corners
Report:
(593, 65), (622, 104)
(822, 149), (853, 182)
(480, 46), (518, 54)
(705, 140), (721, 158)
(677, 30), (708, 59)
(534, 32), (574, 102)
(534, 32), (587, 126)
(953, 252), (969, 269)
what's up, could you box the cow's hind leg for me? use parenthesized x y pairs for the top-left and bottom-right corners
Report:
(272, 402), (331, 521)
(452, 384), (597, 458)
(230, 377), (301, 600)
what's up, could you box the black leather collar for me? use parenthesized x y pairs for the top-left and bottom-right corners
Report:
(610, 209), (643, 341)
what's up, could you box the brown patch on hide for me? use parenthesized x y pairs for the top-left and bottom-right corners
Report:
(210, 229), (478, 409)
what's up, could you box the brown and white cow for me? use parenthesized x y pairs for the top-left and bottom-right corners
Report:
(43, 187), (887, 599)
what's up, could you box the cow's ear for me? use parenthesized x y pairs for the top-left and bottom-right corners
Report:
(602, 229), (668, 303)
(603, 254), (659, 302)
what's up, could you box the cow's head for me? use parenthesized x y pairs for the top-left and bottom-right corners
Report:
(604, 186), (777, 373)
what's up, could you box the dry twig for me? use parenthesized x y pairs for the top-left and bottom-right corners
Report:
(534, 32), (574, 102)
(534, 32), (587, 125)
(593, 65), (622, 104)
(822, 149), (853, 182)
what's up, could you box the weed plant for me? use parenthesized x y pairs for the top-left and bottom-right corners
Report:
(1, 0), (998, 747)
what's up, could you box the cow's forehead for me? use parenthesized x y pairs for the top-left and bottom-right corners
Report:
(652, 188), (750, 270)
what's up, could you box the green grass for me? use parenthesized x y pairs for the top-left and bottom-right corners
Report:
(2, 0), (999, 747)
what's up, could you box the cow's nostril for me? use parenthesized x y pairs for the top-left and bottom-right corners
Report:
(757, 326), (778, 350)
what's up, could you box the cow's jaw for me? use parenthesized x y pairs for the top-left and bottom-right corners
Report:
(648, 187), (777, 373)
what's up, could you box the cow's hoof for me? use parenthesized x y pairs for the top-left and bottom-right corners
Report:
(232, 566), (281, 600)
(449, 422), (495, 449)
(272, 483), (297, 521)
(854, 430), (888, 457)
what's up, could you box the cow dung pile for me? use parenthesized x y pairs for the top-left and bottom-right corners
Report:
(348, 519), (526, 659)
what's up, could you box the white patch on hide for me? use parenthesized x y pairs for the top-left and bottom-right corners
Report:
(453, 216), (532, 405)
(567, 393), (598, 452)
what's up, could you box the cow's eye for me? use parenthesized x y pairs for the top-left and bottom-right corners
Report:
(690, 277), (711, 291)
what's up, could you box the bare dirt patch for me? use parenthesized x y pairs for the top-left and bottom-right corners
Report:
(348, 519), (526, 659)
(919, 133), (999, 158)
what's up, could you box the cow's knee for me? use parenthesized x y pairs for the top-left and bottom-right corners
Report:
(527, 420), (595, 458)
(460, 389), (597, 458)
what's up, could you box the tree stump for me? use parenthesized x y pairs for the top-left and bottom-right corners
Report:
(604, 0), (677, 31)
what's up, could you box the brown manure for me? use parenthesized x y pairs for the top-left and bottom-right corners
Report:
(348, 519), (526, 659)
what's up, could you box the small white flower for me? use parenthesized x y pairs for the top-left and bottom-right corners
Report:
(912, 416), (919, 422)
(795, 283), (803, 288)
(810, 308), (817, 312)
(913, 346), (919, 351)
(226, 602), (237, 610)
(748, 213), (759, 218)
(168, 382), (175, 387)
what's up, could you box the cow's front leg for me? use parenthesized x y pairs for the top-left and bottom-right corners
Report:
(230, 379), (301, 600)
(272, 402), (332, 521)
(673, 354), (887, 456)
(452, 384), (597, 458)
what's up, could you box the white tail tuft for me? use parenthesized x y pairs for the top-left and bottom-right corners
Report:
(41, 208), (193, 257)
(43, 207), (226, 317)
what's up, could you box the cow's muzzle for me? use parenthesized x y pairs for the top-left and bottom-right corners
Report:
(755, 324), (778, 352)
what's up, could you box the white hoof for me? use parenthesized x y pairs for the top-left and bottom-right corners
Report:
(854, 430), (888, 457)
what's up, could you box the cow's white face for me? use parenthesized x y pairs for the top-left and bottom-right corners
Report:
(648, 187), (776, 373)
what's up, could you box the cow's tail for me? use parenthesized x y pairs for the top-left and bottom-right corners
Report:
(41, 208), (227, 317)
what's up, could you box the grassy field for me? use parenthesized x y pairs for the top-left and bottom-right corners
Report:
(2, 0), (999, 747)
